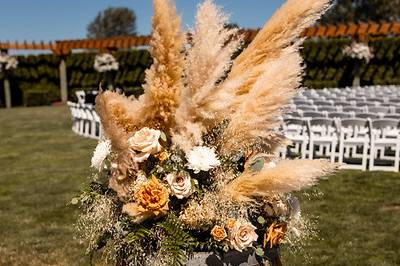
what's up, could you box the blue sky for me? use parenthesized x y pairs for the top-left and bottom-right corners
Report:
(0, 0), (285, 42)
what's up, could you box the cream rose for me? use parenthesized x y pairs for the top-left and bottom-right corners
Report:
(229, 221), (258, 252)
(165, 173), (193, 199)
(128, 128), (162, 162)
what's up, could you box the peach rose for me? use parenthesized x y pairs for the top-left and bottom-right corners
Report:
(165, 173), (193, 199)
(128, 128), (162, 162)
(211, 225), (227, 241)
(229, 221), (258, 251)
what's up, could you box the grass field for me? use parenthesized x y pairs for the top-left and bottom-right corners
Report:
(0, 106), (399, 266)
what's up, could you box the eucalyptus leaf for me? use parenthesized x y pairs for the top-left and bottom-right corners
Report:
(255, 247), (264, 256)
(160, 131), (167, 142)
(250, 158), (264, 172)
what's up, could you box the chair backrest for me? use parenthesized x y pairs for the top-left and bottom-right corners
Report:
(318, 106), (338, 112)
(371, 119), (399, 129)
(309, 118), (335, 127)
(371, 119), (400, 138)
(336, 101), (354, 107)
(340, 118), (370, 138)
(313, 100), (333, 106)
(296, 105), (317, 111)
(356, 113), (380, 119)
(302, 111), (326, 118)
(328, 112), (352, 119)
(384, 114), (400, 120)
(367, 106), (389, 114)
(75, 90), (86, 104)
(343, 106), (365, 113)
(284, 118), (306, 126)
(348, 97), (365, 102)
(356, 101), (379, 107)
(293, 100), (312, 106)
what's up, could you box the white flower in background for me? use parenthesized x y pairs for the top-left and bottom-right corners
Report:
(128, 128), (162, 162)
(165, 173), (193, 199)
(186, 146), (221, 173)
(94, 53), (119, 72)
(0, 54), (18, 72)
(91, 139), (112, 171)
(228, 221), (258, 251)
(343, 42), (373, 63)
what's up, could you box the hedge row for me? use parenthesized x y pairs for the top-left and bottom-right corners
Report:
(302, 37), (400, 88)
(1, 37), (400, 106)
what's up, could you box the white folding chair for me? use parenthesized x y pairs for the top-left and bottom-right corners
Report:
(307, 118), (338, 163)
(369, 119), (400, 172)
(338, 119), (370, 170)
(283, 118), (309, 159)
(75, 90), (86, 105)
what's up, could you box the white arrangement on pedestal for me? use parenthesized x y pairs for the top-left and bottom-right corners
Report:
(93, 53), (119, 72)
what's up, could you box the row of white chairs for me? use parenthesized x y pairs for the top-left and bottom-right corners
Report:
(67, 101), (102, 139)
(281, 117), (400, 172)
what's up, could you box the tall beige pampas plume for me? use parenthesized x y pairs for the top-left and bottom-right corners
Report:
(227, 0), (330, 96)
(224, 160), (337, 202)
(220, 47), (301, 154)
(95, 90), (137, 153)
(172, 0), (242, 150)
(136, 0), (184, 130)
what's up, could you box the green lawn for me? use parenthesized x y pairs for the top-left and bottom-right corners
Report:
(0, 106), (399, 266)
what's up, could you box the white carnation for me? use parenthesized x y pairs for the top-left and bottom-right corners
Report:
(186, 146), (221, 173)
(91, 139), (111, 171)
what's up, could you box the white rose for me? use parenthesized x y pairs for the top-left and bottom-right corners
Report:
(128, 128), (162, 162)
(165, 173), (193, 199)
(186, 146), (221, 173)
(229, 221), (258, 252)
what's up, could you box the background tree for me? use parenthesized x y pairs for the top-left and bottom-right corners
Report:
(321, 0), (400, 24)
(87, 7), (137, 38)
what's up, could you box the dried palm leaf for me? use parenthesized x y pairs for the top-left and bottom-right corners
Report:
(223, 159), (337, 202)
(227, 0), (330, 96)
(172, 0), (242, 150)
(136, 0), (185, 130)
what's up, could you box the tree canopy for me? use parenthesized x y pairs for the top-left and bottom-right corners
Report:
(321, 0), (400, 24)
(87, 7), (137, 39)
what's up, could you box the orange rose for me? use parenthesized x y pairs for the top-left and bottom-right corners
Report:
(264, 221), (287, 248)
(122, 176), (169, 223)
(211, 225), (227, 241)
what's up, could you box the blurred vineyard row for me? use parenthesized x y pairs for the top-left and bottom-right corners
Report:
(303, 37), (400, 88)
(1, 37), (400, 106)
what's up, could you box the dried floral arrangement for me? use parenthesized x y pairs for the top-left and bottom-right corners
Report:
(94, 53), (119, 72)
(0, 54), (18, 72)
(343, 42), (374, 63)
(74, 0), (335, 265)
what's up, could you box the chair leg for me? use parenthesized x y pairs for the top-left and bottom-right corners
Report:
(394, 142), (400, 172)
(361, 142), (368, 171)
(330, 142), (336, 164)
(309, 140), (314, 160)
(369, 142), (376, 171)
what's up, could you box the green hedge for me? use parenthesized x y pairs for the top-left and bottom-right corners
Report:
(301, 37), (400, 88)
(1, 37), (400, 107)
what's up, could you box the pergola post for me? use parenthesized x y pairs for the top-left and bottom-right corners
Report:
(59, 57), (68, 103)
(4, 78), (11, 108)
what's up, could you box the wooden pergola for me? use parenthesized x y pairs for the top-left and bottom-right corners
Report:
(1, 22), (399, 106)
